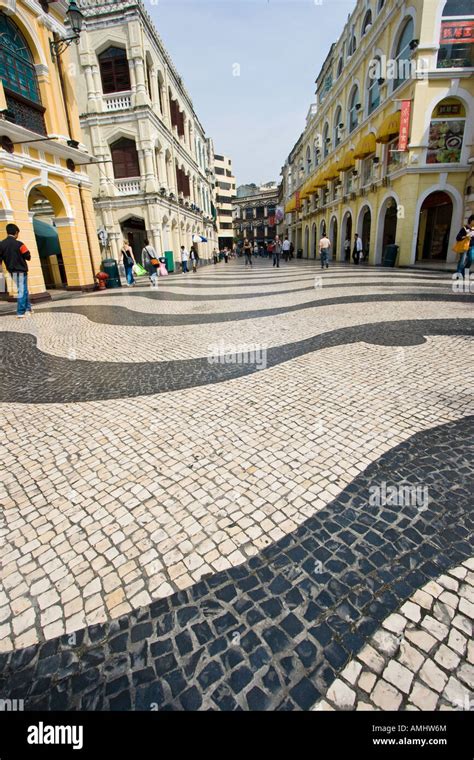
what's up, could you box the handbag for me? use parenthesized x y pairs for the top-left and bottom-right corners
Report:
(133, 263), (147, 276)
(452, 236), (470, 255)
(159, 263), (168, 277)
(150, 258), (159, 267)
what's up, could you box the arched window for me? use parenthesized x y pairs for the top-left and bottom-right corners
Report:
(378, 0), (385, 11)
(348, 86), (360, 132)
(349, 35), (357, 56)
(314, 139), (319, 167)
(334, 106), (342, 146)
(427, 98), (466, 164)
(98, 47), (131, 94)
(393, 18), (414, 91)
(323, 123), (330, 157)
(111, 137), (140, 178)
(0, 12), (46, 134)
(437, 1), (474, 68)
(306, 145), (311, 174)
(362, 10), (372, 36)
(368, 59), (381, 114)
(337, 56), (343, 78)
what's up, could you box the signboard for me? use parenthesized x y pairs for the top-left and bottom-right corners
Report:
(440, 19), (474, 46)
(295, 191), (301, 211)
(398, 100), (411, 152)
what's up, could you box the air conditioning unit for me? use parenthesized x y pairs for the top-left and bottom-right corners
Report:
(382, 176), (390, 187)
(370, 183), (376, 192)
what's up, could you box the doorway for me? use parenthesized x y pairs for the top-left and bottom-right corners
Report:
(416, 192), (453, 261)
(121, 217), (147, 264)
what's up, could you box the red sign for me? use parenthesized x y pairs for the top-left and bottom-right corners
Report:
(268, 216), (276, 227)
(295, 191), (301, 211)
(440, 19), (474, 46)
(398, 100), (411, 152)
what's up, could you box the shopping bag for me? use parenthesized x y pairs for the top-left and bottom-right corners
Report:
(133, 263), (147, 277)
(452, 237), (470, 255)
(159, 263), (168, 277)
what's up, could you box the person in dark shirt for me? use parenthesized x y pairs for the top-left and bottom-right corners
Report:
(0, 224), (32, 318)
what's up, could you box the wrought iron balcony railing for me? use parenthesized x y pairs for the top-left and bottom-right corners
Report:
(5, 92), (47, 136)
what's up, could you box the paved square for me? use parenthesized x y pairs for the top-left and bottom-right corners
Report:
(0, 260), (472, 710)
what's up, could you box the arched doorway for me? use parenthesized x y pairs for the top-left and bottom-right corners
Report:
(358, 206), (371, 263)
(28, 188), (67, 288)
(329, 217), (338, 262)
(376, 197), (398, 264)
(121, 217), (147, 264)
(311, 223), (317, 259)
(416, 191), (453, 262)
(341, 211), (352, 262)
(304, 226), (309, 258)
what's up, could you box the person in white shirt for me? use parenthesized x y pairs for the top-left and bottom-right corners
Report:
(180, 245), (189, 273)
(352, 234), (363, 265)
(319, 235), (331, 269)
(282, 237), (291, 262)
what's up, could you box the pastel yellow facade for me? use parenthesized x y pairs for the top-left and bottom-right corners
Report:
(282, 0), (474, 267)
(0, 0), (101, 299)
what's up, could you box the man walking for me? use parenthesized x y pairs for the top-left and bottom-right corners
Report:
(0, 224), (32, 318)
(352, 233), (363, 264)
(272, 236), (283, 268)
(282, 236), (291, 262)
(180, 245), (189, 273)
(319, 233), (331, 269)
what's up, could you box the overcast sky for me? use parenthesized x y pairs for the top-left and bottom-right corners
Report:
(150, 0), (355, 186)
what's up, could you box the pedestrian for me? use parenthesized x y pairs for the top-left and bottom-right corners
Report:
(352, 233), (363, 264)
(0, 223), (32, 318)
(319, 233), (331, 269)
(344, 236), (351, 262)
(223, 247), (229, 263)
(141, 238), (159, 287)
(243, 238), (252, 267)
(190, 246), (198, 272)
(212, 248), (218, 264)
(289, 241), (295, 260)
(455, 214), (474, 278)
(180, 245), (189, 273)
(272, 236), (283, 268)
(121, 239), (136, 286)
(282, 236), (291, 262)
(253, 242), (259, 258)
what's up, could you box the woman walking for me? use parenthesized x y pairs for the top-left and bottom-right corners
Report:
(121, 239), (136, 287)
(142, 238), (159, 287)
(243, 238), (252, 267)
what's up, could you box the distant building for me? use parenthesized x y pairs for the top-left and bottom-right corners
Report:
(214, 154), (236, 249)
(233, 185), (279, 247)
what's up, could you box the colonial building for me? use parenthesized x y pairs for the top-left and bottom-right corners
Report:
(71, 0), (217, 266)
(233, 184), (279, 247)
(282, 0), (474, 267)
(214, 153), (236, 249)
(0, 0), (101, 298)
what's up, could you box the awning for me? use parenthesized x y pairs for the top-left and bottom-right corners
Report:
(33, 217), (61, 258)
(336, 150), (356, 172)
(299, 179), (313, 200)
(285, 197), (296, 213)
(310, 172), (327, 189)
(353, 133), (377, 159)
(376, 111), (401, 144)
(322, 163), (339, 181)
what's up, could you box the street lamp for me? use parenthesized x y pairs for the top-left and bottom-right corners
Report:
(50, 0), (84, 60)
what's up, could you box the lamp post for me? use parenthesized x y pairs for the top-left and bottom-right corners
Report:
(49, 1), (96, 287)
(49, 0), (84, 60)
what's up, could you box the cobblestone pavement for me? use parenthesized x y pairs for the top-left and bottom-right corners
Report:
(0, 260), (472, 711)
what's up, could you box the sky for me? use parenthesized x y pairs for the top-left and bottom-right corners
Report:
(149, 0), (355, 186)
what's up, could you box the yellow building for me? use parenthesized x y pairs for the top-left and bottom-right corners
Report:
(282, 0), (474, 267)
(0, 0), (101, 300)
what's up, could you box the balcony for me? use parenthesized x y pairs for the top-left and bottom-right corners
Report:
(116, 178), (142, 195)
(104, 92), (132, 112)
(5, 92), (47, 136)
